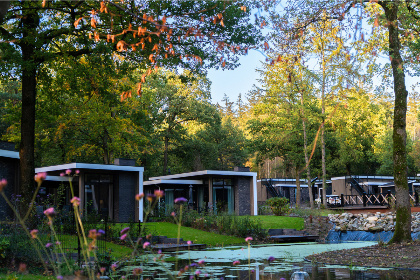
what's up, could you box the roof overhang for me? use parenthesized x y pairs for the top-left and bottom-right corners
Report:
(148, 170), (257, 181)
(36, 162), (144, 173)
(0, 149), (19, 159)
(144, 179), (203, 186)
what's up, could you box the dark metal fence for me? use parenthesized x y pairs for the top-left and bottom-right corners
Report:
(1, 209), (143, 265)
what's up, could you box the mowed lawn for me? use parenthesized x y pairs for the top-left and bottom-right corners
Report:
(146, 222), (245, 246)
(248, 215), (305, 230)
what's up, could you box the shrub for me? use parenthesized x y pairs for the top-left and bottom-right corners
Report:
(266, 197), (290, 216)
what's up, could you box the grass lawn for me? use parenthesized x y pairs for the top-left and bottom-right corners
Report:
(146, 222), (245, 246)
(248, 215), (305, 230)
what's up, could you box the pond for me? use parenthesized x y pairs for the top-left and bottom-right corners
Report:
(121, 242), (417, 280)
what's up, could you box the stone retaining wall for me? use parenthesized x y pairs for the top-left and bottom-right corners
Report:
(328, 212), (420, 232)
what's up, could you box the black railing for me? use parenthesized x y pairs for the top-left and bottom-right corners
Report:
(339, 191), (420, 207)
(349, 176), (365, 196)
(261, 178), (281, 198)
(0, 209), (143, 265)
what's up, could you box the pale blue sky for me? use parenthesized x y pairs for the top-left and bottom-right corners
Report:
(207, 49), (266, 105)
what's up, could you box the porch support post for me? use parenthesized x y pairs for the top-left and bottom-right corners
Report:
(253, 174), (258, 216)
(208, 176), (213, 212)
(138, 170), (144, 222)
(79, 172), (84, 215)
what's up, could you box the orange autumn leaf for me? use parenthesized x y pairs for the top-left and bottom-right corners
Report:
(220, 19), (225, 27)
(222, 61), (226, 67)
(137, 83), (142, 96)
(74, 17), (83, 28)
(240, 6), (247, 12)
(141, 74), (146, 83)
(374, 17), (379, 27)
(42, 0), (46, 8)
(116, 41), (128, 52)
(100, 2), (106, 13)
(91, 17), (97, 28)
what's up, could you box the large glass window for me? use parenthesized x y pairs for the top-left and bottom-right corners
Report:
(84, 174), (114, 219)
(212, 178), (234, 214)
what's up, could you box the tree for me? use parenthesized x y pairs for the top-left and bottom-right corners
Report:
(0, 1), (261, 208)
(260, 0), (419, 242)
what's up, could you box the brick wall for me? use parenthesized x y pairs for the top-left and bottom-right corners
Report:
(118, 172), (136, 222)
(234, 176), (251, 215)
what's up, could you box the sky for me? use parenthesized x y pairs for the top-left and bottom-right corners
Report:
(207, 49), (266, 105)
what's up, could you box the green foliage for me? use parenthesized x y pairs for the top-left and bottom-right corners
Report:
(146, 221), (245, 246)
(266, 197), (291, 216)
(0, 237), (10, 262)
(164, 209), (267, 239)
(247, 215), (305, 230)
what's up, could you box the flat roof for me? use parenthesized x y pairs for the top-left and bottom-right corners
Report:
(148, 170), (257, 181)
(144, 179), (203, 186)
(0, 149), (19, 159)
(36, 162), (144, 173)
(273, 184), (309, 188)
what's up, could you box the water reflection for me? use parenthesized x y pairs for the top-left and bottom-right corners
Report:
(122, 243), (416, 280)
(171, 243), (415, 280)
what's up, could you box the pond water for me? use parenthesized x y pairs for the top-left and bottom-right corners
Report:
(122, 242), (417, 280)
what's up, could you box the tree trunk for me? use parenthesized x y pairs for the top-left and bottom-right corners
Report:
(163, 134), (169, 175)
(321, 47), (327, 208)
(18, 11), (38, 214)
(300, 93), (314, 208)
(295, 169), (301, 208)
(381, 1), (412, 243)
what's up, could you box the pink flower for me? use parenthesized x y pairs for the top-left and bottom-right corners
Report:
(70, 197), (80, 207)
(34, 172), (47, 184)
(198, 260), (205, 266)
(171, 211), (176, 217)
(143, 241), (150, 249)
(30, 229), (38, 239)
(60, 172), (65, 177)
(187, 241), (192, 245)
(195, 270), (201, 275)
(154, 189), (164, 198)
(0, 178), (7, 192)
(233, 260), (240, 266)
(135, 193), (144, 201)
(88, 229), (98, 239)
(111, 263), (118, 271)
(56, 241), (61, 245)
(100, 267), (106, 273)
(133, 268), (143, 275)
(75, 170), (80, 174)
(44, 207), (56, 219)
(120, 227), (130, 235)
(46, 243), (52, 248)
(245, 237), (253, 242)
(65, 169), (72, 175)
(120, 234), (127, 241)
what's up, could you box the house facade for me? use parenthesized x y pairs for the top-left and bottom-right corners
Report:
(35, 160), (144, 222)
(143, 167), (258, 216)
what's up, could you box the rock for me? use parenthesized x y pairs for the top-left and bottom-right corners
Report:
(367, 216), (378, 222)
(368, 226), (382, 232)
